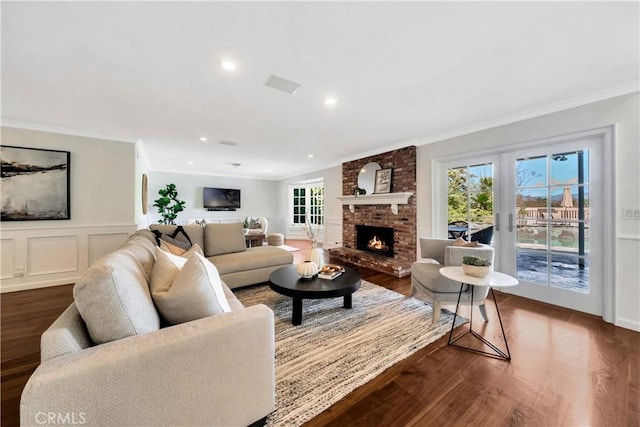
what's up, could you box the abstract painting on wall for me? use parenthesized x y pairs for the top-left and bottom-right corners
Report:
(1, 145), (70, 221)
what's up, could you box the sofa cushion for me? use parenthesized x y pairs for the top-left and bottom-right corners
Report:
(150, 224), (205, 250)
(204, 222), (247, 256)
(73, 250), (160, 344)
(208, 246), (292, 275)
(151, 253), (232, 325)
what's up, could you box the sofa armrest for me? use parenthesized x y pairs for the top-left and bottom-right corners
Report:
(21, 305), (275, 427)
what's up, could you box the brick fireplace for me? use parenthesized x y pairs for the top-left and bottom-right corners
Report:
(329, 146), (416, 277)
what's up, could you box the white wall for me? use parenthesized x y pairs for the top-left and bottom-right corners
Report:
(146, 171), (283, 231)
(1, 127), (137, 292)
(276, 165), (343, 247)
(135, 140), (151, 229)
(414, 92), (640, 330)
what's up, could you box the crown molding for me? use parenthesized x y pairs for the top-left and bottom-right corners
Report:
(0, 119), (138, 144)
(407, 81), (640, 148)
(283, 82), (639, 182)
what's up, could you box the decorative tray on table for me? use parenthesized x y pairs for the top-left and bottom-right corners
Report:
(318, 264), (345, 280)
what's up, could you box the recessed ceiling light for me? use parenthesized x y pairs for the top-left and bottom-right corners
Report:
(200, 137), (207, 142)
(220, 60), (237, 71)
(187, 161), (194, 165)
(307, 154), (314, 158)
(324, 97), (338, 106)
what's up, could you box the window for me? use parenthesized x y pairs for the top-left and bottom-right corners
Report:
(447, 162), (494, 241)
(290, 182), (324, 226)
(292, 187), (306, 224)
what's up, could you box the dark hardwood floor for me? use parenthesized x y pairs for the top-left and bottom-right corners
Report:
(2, 240), (638, 427)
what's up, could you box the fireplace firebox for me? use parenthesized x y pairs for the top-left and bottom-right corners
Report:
(356, 225), (394, 258)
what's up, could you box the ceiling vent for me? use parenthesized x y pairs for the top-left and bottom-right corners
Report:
(219, 140), (238, 146)
(264, 74), (301, 95)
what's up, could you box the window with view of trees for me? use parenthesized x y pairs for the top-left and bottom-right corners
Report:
(447, 163), (494, 238)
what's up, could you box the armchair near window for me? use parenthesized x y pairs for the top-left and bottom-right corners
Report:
(411, 238), (495, 323)
(245, 217), (268, 235)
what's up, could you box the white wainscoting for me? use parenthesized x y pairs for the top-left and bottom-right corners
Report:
(322, 217), (343, 249)
(27, 235), (79, 276)
(0, 224), (136, 293)
(1, 238), (16, 279)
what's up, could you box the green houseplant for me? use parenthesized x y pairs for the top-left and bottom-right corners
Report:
(153, 183), (186, 225)
(461, 255), (491, 278)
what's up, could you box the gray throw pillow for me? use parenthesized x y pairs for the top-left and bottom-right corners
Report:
(149, 224), (205, 250)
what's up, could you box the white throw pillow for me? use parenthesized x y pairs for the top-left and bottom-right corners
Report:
(151, 252), (231, 325)
(150, 247), (187, 293)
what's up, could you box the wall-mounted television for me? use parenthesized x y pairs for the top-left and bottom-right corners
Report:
(203, 187), (241, 211)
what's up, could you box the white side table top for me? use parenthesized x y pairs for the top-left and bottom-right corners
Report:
(439, 266), (519, 288)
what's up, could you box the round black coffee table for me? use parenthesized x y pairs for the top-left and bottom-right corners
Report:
(268, 265), (362, 325)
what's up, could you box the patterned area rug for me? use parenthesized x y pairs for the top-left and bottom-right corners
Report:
(235, 280), (467, 427)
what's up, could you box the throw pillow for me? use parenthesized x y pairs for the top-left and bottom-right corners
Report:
(152, 225), (193, 250)
(159, 240), (204, 257)
(453, 237), (478, 247)
(150, 224), (206, 250)
(249, 218), (262, 229)
(151, 253), (231, 325)
(204, 222), (247, 256)
(159, 239), (188, 255)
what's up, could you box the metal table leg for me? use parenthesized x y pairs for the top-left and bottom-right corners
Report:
(447, 284), (511, 361)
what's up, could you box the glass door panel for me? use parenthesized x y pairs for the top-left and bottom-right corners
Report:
(447, 163), (494, 243)
(515, 150), (590, 292)
(501, 134), (603, 316)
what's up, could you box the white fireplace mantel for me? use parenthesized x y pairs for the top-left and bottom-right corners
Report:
(337, 192), (414, 215)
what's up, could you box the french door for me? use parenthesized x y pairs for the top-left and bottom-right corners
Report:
(441, 128), (613, 317)
(500, 136), (605, 316)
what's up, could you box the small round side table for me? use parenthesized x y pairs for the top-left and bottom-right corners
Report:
(439, 266), (518, 361)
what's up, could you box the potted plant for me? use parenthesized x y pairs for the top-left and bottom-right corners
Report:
(461, 255), (492, 278)
(153, 183), (186, 225)
(242, 217), (250, 234)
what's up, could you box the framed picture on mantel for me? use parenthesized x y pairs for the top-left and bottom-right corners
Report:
(374, 168), (392, 194)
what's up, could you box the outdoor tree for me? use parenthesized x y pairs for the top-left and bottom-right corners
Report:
(447, 168), (493, 224)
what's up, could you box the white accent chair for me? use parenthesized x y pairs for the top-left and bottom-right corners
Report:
(411, 237), (495, 323)
(246, 217), (268, 235)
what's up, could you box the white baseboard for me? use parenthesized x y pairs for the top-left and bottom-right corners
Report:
(615, 317), (640, 332)
(1, 277), (78, 293)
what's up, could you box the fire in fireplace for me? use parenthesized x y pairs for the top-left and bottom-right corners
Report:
(356, 225), (394, 257)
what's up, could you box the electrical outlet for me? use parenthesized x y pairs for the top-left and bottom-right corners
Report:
(15, 266), (25, 277)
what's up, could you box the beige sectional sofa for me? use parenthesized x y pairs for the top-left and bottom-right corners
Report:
(149, 222), (293, 289)
(20, 222), (293, 426)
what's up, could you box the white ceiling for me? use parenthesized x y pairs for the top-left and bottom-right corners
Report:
(2, 1), (638, 180)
